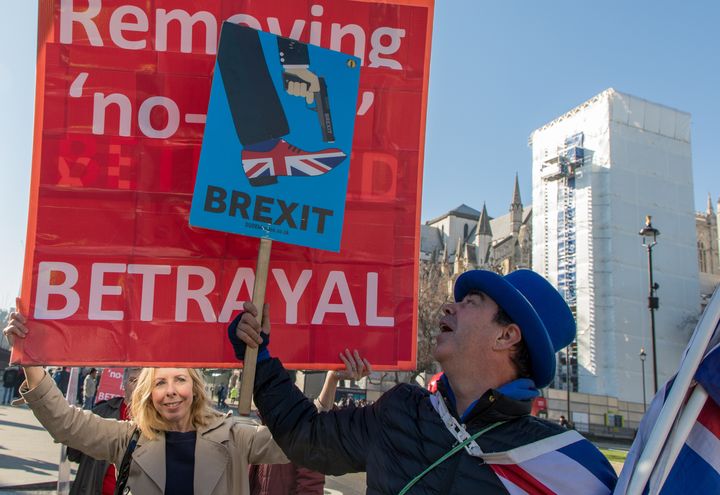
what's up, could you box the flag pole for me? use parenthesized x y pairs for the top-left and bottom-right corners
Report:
(57, 367), (80, 494)
(651, 385), (708, 490)
(625, 290), (720, 495)
(237, 237), (272, 416)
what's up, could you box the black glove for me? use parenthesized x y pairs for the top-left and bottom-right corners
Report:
(227, 311), (270, 361)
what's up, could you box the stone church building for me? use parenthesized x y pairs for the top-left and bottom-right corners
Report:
(696, 193), (720, 300)
(420, 174), (532, 280)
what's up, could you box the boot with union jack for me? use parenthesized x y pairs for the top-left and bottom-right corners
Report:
(241, 138), (347, 186)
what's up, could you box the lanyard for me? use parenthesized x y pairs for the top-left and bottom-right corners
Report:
(398, 397), (506, 495)
(430, 391), (489, 457)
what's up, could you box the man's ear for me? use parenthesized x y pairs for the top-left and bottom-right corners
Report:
(494, 323), (522, 351)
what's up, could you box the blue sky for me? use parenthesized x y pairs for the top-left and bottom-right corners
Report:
(1, 1), (718, 309)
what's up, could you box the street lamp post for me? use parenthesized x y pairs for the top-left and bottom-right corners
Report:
(639, 216), (660, 393)
(639, 348), (647, 412)
(566, 344), (572, 427)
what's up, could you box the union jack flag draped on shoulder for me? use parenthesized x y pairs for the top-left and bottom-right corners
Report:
(484, 429), (617, 494)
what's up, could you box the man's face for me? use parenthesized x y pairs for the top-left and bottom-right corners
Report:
(123, 368), (141, 403)
(433, 290), (505, 366)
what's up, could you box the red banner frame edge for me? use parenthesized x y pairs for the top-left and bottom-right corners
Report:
(16, 0), (436, 371)
(19, 0), (55, 319)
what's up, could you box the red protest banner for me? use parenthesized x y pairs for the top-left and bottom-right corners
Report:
(15, 0), (433, 370)
(96, 367), (125, 402)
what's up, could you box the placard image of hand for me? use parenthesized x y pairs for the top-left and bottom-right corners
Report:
(191, 21), (361, 251)
(217, 24), (345, 187)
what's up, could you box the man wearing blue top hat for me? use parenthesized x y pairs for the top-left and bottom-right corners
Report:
(229, 269), (618, 494)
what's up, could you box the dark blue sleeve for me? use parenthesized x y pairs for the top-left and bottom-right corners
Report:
(277, 36), (310, 65)
(254, 358), (377, 474)
(227, 312), (270, 362)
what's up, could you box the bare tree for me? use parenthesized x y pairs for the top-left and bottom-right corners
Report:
(365, 259), (453, 390)
(416, 259), (453, 376)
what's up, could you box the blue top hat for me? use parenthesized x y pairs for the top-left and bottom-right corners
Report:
(454, 269), (576, 389)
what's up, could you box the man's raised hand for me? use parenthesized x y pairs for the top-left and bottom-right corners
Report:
(332, 349), (372, 381)
(227, 302), (271, 361)
(236, 301), (270, 348)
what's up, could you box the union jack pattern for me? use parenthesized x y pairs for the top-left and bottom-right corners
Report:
(241, 139), (346, 185)
(485, 430), (617, 494)
(614, 324), (720, 494)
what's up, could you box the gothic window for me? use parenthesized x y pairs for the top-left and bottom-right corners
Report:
(463, 223), (469, 239)
(698, 241), (707, 273)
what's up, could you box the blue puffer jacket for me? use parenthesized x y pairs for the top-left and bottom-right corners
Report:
(253, 358), (616, 494)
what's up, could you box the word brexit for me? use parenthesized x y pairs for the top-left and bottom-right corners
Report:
(203, 185), (334, 235)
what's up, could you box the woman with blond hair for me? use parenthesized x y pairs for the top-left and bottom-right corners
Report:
(5, 312), (371, 495)
(4, 312), (287, 495)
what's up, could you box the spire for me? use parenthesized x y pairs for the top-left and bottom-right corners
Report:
(707, 193), (714, 216)
(510, 173), (523, 235)
(454, 237), (464, 274)
(475, 203), (493, 269)
(511, 172), (522, 207)
(440, 242), (448, 275)
(477, 203), (492, 236)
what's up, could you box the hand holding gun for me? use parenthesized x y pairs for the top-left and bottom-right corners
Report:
(283, 70), (336, 143)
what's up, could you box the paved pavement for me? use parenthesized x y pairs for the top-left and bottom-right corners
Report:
(0, 403), (72, 493)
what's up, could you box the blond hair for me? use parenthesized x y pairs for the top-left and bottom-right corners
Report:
(130, 368), (221, 440)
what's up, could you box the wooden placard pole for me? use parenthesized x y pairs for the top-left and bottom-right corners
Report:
(238, 237), (272, 416)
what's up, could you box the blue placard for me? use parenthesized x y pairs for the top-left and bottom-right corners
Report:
(190, 23), (360, 252)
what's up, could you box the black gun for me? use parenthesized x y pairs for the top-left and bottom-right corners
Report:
(282, 73), (335, 143)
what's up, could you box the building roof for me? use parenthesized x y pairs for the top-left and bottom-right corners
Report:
(420, 206), (532, 259)
(426, 204), (481, 224)
(528, 87), (691, 144)
(420, 224), (444, 256)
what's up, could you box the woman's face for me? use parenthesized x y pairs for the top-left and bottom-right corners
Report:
(150, 368), (194, 431)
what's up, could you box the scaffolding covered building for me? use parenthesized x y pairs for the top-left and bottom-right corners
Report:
(530, 88), (699, 403)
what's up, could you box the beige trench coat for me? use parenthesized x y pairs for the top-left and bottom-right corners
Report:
(20, 372), (288, 495)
